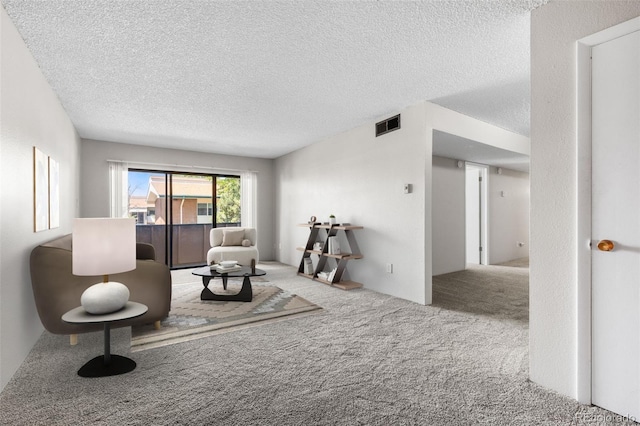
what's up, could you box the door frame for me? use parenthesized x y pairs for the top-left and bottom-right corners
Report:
(575, 16), (640, 405)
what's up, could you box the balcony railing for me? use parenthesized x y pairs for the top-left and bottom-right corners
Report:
(136, 222), (240, 268)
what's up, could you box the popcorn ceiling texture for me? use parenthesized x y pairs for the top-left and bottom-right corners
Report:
(2, 0), (548, 158)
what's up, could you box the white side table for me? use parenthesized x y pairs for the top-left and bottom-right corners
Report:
(62, 301), (148, 378)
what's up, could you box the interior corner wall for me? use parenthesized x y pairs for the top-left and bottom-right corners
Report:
(530, 1), (640, 399)
(487, 167), (529, 265)
(274, 102), (428, 305)
(78, 139), (276, 260)
(0, 7), (80, 392)
(431, 156), (465, 276)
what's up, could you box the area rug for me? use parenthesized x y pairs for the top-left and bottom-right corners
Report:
(131, 278), (323, 352)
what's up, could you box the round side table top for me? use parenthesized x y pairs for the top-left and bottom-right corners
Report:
(62, 301), (148, 324)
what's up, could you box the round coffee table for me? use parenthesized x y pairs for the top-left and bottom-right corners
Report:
(192, 265), (266, 302)
(62, 301), (147, 378)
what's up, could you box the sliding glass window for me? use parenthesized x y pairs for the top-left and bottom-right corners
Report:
(127, 170), (241, 269)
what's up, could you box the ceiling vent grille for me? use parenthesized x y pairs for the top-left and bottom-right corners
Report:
(376, 114), (401, 137)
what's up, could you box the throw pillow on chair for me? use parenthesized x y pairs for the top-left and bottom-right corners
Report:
(221, 229), (245, 246)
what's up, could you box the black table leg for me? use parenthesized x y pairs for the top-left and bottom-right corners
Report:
(202, 276), (212, 290)
(200, 273), (228, 290)
(104, 323), (111, 364)
(200, 274), (253, 302)
(77, 323), (137, 378)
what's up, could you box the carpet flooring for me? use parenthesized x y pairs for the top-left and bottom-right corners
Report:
(0, 261), (632, 425)
(131, 276), (322, 352)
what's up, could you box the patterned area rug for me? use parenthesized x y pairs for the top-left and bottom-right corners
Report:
(131, 278), (322, 352)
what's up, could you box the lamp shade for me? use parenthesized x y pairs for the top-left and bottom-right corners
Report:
(72, 218), (136, 276)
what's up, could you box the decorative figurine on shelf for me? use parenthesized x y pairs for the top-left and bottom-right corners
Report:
(329, 215), (337, 225)
(309, 215), (317, 224)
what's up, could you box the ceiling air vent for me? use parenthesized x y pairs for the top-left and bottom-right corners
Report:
(376, 114), (401, 137)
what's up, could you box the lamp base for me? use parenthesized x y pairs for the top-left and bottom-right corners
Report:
(81, 281), (130, 314)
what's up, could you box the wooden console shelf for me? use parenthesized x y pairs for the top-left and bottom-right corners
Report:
(297, 223), (364, 290)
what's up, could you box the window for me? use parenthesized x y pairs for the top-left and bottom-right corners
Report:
(197, 203), (213, 216)
(126, 169), (243, 268)
(216, 176), (241, 226)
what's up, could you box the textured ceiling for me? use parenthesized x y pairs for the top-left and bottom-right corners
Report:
(2, 0), (548, 159)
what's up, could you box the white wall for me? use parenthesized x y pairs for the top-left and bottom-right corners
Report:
(273, 102), (528, 305)
(0, 7), (81, 391)
(426, 104), (530, 157)
(79, 139), (276, 260)
(530, 1), (640, 399)
(488, 166), (529, 265)
(432, 156), (465, 275)
(275, 102), (428, 304)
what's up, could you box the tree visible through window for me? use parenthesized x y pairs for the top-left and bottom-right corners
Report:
(217, 177), (240, 225)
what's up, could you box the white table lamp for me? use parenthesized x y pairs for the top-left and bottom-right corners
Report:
(73, 218), (136, 314)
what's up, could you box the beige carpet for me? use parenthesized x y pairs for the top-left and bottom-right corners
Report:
(131, 274), (322, 352)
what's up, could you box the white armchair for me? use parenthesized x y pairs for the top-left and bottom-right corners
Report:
(206, 227), (259, 266)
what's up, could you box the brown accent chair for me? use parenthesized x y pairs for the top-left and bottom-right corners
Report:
(30, 234), (171, 345)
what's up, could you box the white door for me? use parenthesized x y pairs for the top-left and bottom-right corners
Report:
(591, 29), (640, 419)
(465, 164), (488, 265)
(465, 165), (481, 264)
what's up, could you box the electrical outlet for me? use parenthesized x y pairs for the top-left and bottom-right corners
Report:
(386, 263), (393, 273)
